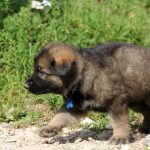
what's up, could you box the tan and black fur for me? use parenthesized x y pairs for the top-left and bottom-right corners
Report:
(25, 42), (150, 144)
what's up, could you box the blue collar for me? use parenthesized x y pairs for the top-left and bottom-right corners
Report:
(66, 97), (74, 109)
(66, 84), (79, 110)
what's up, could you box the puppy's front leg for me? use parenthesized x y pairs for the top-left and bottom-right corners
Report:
(39, 105), (86, 137)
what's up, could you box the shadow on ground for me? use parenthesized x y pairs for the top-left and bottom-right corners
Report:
(44, 129), (113, 144)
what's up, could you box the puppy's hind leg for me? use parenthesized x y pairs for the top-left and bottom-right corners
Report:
(39, 105), (86, 137)
(140, 109), (150, 134)
(108, 97), (133, 144)
(138, 99), (150, 134)
(131, 100), (150, 134)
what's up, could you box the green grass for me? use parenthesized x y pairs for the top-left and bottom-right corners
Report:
(0, 0), (150, 125)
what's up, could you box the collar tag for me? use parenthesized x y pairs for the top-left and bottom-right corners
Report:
(66, 98), (74, 109)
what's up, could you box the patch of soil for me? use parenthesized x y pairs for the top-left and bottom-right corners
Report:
(0, 123), (150, 150)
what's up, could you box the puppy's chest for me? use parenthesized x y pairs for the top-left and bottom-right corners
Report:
(66, 90), (106, 111)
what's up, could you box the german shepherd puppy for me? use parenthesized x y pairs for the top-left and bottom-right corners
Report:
(25, 42), (150, 144)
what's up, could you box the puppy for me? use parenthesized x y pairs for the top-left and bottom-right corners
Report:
(25, 42), (150, 144)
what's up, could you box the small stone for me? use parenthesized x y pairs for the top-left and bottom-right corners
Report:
(0, 123), (11, 128)
(143, 139), (150, 146)
(31, 127), (37, 132)
(62, 127), (71, 134)
(54, 141), (59, 145)
(75, 138), (82, 143)
(76, 128), (83, 132)
(121, 145), (129, 150)
(80, 117), (93, 125)
(0, 126), (3, 131)
(6, 138), (17, 143)
(88, 137), (94, 141)
(9, 131), (15, 136)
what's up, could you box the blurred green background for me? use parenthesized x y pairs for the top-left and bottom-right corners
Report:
(0, 0), (149, 127)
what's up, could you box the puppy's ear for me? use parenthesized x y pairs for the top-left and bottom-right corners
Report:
(51, 58), (75, 77)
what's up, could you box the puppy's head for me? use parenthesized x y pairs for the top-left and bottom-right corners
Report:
(25, 43), (78, 95)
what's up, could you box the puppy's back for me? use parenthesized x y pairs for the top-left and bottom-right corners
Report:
(82, 42), (150, 102)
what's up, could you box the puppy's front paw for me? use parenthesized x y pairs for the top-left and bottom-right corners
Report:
(39, 127), (58, 138)
(109, 135), (134, 145)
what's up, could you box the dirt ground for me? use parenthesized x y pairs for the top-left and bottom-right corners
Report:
(0, 122), (150, 150)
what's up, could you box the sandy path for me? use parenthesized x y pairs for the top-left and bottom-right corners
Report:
(0, 123), (150, 150)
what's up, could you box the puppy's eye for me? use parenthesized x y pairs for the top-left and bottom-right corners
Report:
(37, 68), (47, 79)
(49, 59), (56, 71)
(37, 66), (42, 72)
(36, 66), (46, 75)
(50, 59), (55, 69)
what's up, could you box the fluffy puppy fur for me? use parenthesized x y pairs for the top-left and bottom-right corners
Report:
(25, 42), (150, 144)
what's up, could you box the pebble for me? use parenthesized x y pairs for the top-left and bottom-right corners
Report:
(31, 127), (38, 132)
(8, 130), (15, 136)
(80, 117), (94, 125)
(143, 138), (150, 146)
(76, 128), (83, 132)
(75, 138), (82, 143)
(88, 137), (94, 141)
(121, 145), (129, 150)
(6, 138), (17, 143)
(62, 127), (71, 134)
(0, 123), (11, 128)
(26, 126), (37, 133)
